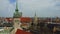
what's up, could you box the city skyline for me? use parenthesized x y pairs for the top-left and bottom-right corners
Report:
(0, 0), (60, 17)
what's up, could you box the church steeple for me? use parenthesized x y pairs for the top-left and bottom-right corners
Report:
(34, 11), (38, 24)
(15, 0), (18, 12)
(13, 0), (22, 18)
(35, 11), (36, 17)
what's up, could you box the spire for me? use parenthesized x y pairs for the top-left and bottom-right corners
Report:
(34, 11), (38, 24)
(33, 11), (38, 30)
(15, 0), (18, 12)
(35, 11), (36, 17)
(13, 0), (22, 18)
(34, 11), (37, 18)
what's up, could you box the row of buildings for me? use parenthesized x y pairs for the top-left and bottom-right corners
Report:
(0, 17), (60, 26)
(0, 17), (60, 23)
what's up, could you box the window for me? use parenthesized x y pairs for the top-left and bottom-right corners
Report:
(15, 20), (20, 23)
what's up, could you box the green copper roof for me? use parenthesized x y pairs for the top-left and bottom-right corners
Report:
(13, 0), (22, 18)
(13, 12), (22, 18)
(15, 0), (18, 12)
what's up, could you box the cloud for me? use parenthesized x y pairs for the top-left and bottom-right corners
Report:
(18, 0), (60, 17)
(9, 0), (16, 3)
(18, 0), (52, 17)
(51, 0), (60, 10)
(0, 0), (60, 17)
(0, 0), (15, 17)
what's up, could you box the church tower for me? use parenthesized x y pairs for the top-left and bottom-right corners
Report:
(34, 12), (38, 24)
(13, 0), (22, 18)
(11, 0), (22, 34)
(33, 12), (38, 30)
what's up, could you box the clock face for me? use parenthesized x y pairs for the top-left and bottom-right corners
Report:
(14, 18), (20, 23)
(14, 18), (21, 29)
(15, 20), (20, 22)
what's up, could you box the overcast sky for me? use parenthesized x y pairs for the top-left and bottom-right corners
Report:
(0, 0), (60, 17)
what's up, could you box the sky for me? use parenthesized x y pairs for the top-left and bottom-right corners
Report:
(0, 0), (60, 17)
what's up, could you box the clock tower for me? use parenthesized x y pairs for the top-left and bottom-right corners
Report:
(11, 0), (22, 34)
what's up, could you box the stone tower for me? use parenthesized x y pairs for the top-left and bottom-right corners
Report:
(11, 0), (22, 34)
(33, 12), (38, 30)
(34, 12), (38, 24)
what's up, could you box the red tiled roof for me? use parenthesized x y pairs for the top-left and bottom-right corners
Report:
(16, 29), (32, 34)
(5, 17), (32, 23)
(20, 17), (32, 23)
(5, 18), (13, 22)
(21, 23), (28, 26)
